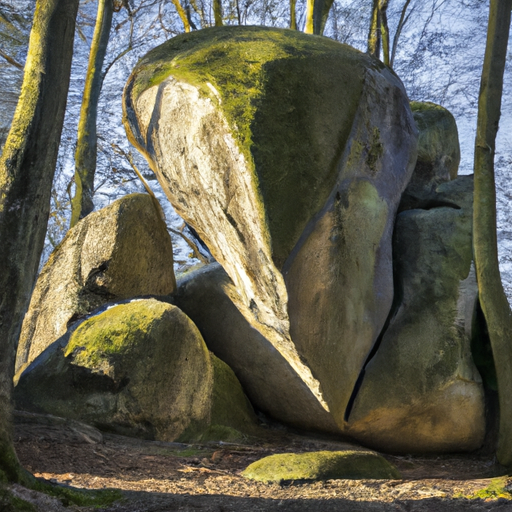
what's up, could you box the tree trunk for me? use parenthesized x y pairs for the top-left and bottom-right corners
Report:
(304, 0), (314, 34)
(367, 0), (380, 58)
(0, 0), (78, 482)
(305, 0), (333, 35)
(70, 0), (113, 228)
(380, 0), (390, 66)
(213, 0), (223, 26)
(170, 0), (191, 33)
(190, 0), (206, 28)
(390, 0), (412, 68)
(290, 0), (297, 30)
(473, 0), (512, 467)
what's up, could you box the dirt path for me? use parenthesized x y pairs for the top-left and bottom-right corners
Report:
(12, 413), (512, 511)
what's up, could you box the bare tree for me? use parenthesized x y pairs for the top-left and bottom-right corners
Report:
(0, 0), (78, 482)
(473, 0), (512, 467)
(70, 0), (114, 227)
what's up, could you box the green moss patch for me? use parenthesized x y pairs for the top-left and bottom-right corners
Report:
(464, 477), (512, 500)
(242, 450), (401, 483)
(127, 26), (369, 266)
(33, 481), (122, 508)
(409, 100), (460, 181)
(64, 300), (170, 367)
(0, 487), (36, 512)
(176, 353), (258, 443)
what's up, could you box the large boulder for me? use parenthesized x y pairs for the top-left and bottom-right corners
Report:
(174, 263), (340, 434)
(346, 176), (486, 453)
(14, 299), (258, 442)
(16, 193), (176, 375)
(123, 26), (418, 429)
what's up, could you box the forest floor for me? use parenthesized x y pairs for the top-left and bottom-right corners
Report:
(9, 412), (512, 511)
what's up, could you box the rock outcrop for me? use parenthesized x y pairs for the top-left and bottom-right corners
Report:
(15, 299), (258, 442)
(16, 193), (176, 375)
(174, 263), (340, 434)
(400, 101), (460, 211)
(346, 176), (486, 452)
(123, 26), (418, 429)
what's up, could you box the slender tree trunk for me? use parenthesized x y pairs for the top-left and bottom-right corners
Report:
(235, 0), (241, 24)
(314, 0), (334, 35)
(305, 0), (333, 35)
(304, 0), (314, 33)
(213, 0), (223, 26)
(379, 0), (390, 66)
(290, 0), (297, 30)
(70, 0), (113, 228)
(473, 0), (512, 467)
(390, 0), (412, 68)
(0, 0), (78, 482)
(368, 0), (381, 58)
(190, 0), (206, 27)
(171, 0), (191, 32)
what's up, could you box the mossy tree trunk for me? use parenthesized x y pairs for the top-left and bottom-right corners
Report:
(213, 0), (223, 26)
(290, 0), (297, 30)
(0, 0), (78, 482)
(70, 0), (113, 228)
(473, 0), (512, 467)
(367, 0), (381, 58)
(304, 0), (334, 35)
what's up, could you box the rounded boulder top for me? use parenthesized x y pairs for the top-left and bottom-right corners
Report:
(123, 25), (377, 268)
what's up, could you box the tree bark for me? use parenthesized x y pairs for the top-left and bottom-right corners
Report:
(0, 0), (78, 482)
(290, 0), (297, 30)
(304, 0), (314, 33)
(170, 0), (191, 33)
(213, 0), (223, 26)
(305, 0), (333, 35)
(379, 0), (390, 66)
(390, 0), (412, 68)
(70, 0), (113, 228)
(315, 0), (334, 36)
(473, 0), (512, 467)
(367, 0), (381, 58)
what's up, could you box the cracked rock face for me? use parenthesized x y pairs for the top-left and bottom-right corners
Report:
(15, 193), (176, 376)
(346, 177), (485, 453)
(123, 26), (418, 433)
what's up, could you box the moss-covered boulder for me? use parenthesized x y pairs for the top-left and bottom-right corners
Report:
(242, 450), (400, 483)
(16, 193), (176, 375)
(175, 263), (340, 434)
(14, 299), (257, 442)
(401, 102), (460, 210)
(346, 176), (486, 453)
(123, 26), (418, 429)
